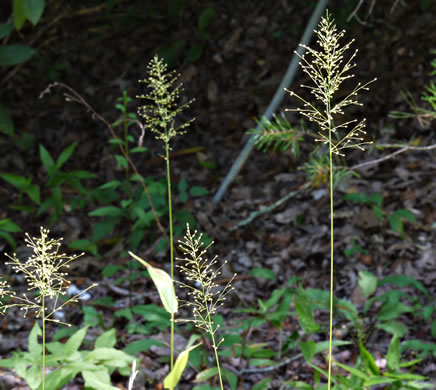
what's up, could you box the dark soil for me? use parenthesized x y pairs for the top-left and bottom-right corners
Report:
(0, 0), (435, 389)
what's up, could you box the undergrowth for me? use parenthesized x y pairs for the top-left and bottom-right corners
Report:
(0, 9), (434, 390)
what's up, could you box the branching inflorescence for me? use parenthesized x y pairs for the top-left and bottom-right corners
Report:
(137, 55), (195, 145)
(176, 224), (235, 389)
(176, 225), (235, 339)
(286, 11), (376, 156)
(1, 227), (97, 324)
(287, 11), (375, 389)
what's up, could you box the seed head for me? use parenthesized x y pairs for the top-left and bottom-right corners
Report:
(176, 224), (235, 337)
(137, 55), (195, 145)
(1, 227), (97, 325)
(287, 10), (376, 156)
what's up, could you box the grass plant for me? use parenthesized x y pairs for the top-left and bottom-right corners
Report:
(137, 54), (194, 377)
(286, 10), (376, 388)
(0, 227), (97, 390)
(176, 225), (235, 389)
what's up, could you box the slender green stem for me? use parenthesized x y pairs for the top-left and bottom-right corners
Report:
(211, 331), (224, 390)
(42, 296), (46, 390)
(327, 116), (334, 390)
(165, 142), (175, 373)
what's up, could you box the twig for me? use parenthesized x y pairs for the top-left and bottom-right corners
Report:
(40, 82), (168, 240)
(230, 183), (310, 231)
(224, 353), (303, 376)
(350, 143), (436, 171)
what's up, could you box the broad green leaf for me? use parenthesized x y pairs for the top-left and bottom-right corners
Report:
(282, 380), (314, 389)
(387, 335), (400, 371)
(264, 288), (286, 310)
(368, 192), (383, 207)
(294, 287), (320, 334)
(85, 347), (133, 367)
(0, 218), (21, 232)
(129, 251), (178, 314)
(95, 329), (116, 349)
(0, 23), (14, 39)
(401, 339), (436, 358)
(178, 178), (188, 193)
(0, 172), (30, 190)
(376, 321), (407, 338)
(23, 0), (45, 25)
(13, 0), (26, 30)
(82, 369), (119, 390)
(56, 142), (77, 169)
(68, 170), (96, 179)
(360, 341), (380, 375)
(379, 274), (427, 294)
(301, 340), (316, 362)
(372, 205), (384, 220)
(39, 144), (56, 177)
(0, 44), (36, 66)
(314, 340), (351, 354)
(249, 358), (276, 367)
(250, 267), (276, 281)
(252, 377), (273, 390)
(195, 367), (218, 382)
(0, 231), (17, 249)
(0, 103), (14, 135)
(363, 377), (394, 386)
(377, 299), (412, 321)
(25, 363), (42, 389)
(124, 339), (164, 355)
(190, 186), (209, 196)
(384, 372), (427, 380)
(164, 344), (200, 389)
(26, 184), (40, 204)
(99, 180), (122, 189)
(28, 322), (42, 357)
(68, 239), (98, 256)
(334, 361), (369, 380)
(42, 366), (76, 390)
(63, 326), (88, 357)
(358, 271), (377, 298)
(89, 206), (124, 218)
(387, 213), (403, 234)
(198, 7), (214, 32)
(222, 368), (237, 390)
(102, 264), (124, 278)
(114, 307), (132, 321)
(394, 208), (417, 222)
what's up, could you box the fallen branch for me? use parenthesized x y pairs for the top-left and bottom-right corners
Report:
(230, 183), (310, 231)
(350, 143), (436, 171)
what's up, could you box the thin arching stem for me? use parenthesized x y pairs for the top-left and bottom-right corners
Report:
(42, 296), (46, 390)
(166, 141), (175, 373)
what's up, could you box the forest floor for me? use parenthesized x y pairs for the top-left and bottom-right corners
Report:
(0, 0), (435, 389)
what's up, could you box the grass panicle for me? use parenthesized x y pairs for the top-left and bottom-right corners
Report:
(137, 54), (195, 376)
(287, 10), (376, 157)
(287, 10), (375, 389)
(176, 224), (235, 390)
(1, 227), (97, 390)
(137, 55), (195, 145)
